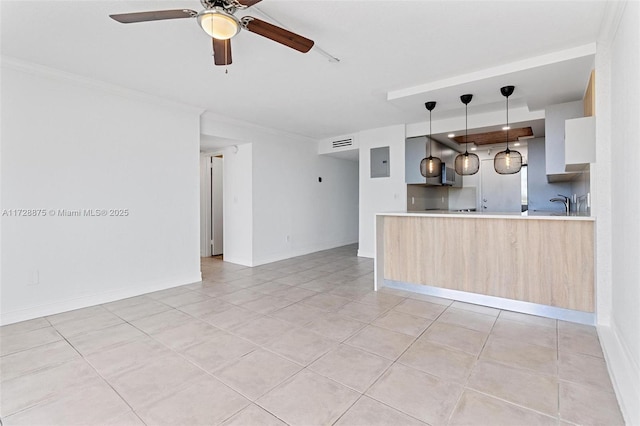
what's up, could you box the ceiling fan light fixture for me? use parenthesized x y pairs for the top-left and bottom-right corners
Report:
(197, 9), (240, 40)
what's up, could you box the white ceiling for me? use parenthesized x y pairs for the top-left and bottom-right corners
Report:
(1, 1), (607, 140)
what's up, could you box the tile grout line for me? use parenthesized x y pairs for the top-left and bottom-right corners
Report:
(462, 388), (561, 422)
(56, 302), (258, 423)
(457, 310), (564, 423)
(109, 288), (380, 423)
(342, 301), (455, 424)
(37, 330), (147, 425)
(443, 306), (499, 425)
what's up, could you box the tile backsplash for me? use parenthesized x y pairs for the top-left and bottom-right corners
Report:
(407, 185), (448, 211)
(407, 185), (477, 211)
(571, 167), (591, 213)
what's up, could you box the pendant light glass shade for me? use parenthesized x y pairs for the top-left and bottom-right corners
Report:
(455, 152), (480, 175)
(420, 156), (442, 178)
(420, 101), (442, 178)
(494, 86), (523, 175)
(454, 94), (479, 176)
(494, 148), (522, 174)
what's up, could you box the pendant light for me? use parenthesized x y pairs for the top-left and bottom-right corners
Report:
(494, 85), (523, 174)
(420, 101), (442, 178)
(454, 94), (480, 175)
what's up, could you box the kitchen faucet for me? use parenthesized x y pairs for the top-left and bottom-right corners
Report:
(550, 194), (571, 214)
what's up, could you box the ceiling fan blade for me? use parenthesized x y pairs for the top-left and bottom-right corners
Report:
(109, 9), (197, 24)
(244, 17), (314, 53)
(213, 38), (232, 66)
(236, 0), (262, 7)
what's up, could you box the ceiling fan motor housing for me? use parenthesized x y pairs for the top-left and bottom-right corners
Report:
(201, 0), (235, 12)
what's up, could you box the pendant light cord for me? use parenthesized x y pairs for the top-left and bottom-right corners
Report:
(465, 103), (469, 155)
(505, 95), (509, 151)
(428, 109), (432, 157)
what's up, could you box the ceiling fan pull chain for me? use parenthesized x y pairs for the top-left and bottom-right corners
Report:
(225, 40), (229, 74)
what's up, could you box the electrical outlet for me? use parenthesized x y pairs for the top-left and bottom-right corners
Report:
(286, 235), (290, 242)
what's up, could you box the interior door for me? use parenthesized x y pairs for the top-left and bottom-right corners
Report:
(211, 156), (224, 256)
(480, 159), (521, 212)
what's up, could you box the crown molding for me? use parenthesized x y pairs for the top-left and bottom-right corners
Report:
(597, 0), (628, 47)
(1, 56), (205, 115)
(200, 110), (319, 143)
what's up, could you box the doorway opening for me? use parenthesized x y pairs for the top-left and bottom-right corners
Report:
(200, 154), (224, 258)
(479, 158), (522, 212)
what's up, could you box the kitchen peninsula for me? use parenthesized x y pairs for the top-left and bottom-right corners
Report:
(374, 211), (595, 324)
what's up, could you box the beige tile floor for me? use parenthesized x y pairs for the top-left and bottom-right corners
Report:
(0, 245), (625, 426)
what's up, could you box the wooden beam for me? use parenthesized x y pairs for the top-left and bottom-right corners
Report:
(452, 127), (534, 146)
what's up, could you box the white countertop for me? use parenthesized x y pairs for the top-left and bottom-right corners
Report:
(377, 210), (594, 221)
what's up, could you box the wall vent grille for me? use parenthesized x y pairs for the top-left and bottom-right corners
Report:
(332, 138), (353, 149)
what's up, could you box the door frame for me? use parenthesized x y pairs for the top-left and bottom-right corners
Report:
(200, 151), (224, 257)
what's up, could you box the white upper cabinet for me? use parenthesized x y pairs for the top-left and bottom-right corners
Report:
(405, 137), (427, 184)
(545, 100), (584, 181)
(565, 116), (595, 172)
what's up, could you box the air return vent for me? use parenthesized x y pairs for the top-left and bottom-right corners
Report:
(332, 138), (353, 149)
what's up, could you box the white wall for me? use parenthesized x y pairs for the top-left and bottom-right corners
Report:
(358, 125), (407, 258)
(222, 143), (253, 266)
(595, 1), (640, 424)
(200, 113), (359, 267)
(0, 61), (202, 325)
(252, 141), (359, 265)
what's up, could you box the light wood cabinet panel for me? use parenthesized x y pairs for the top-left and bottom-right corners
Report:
(523, 220), (555, 306)
(584, 70), (595, 117)
(383, 215), (594, 312)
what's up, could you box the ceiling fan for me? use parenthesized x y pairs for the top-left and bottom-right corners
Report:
(109, 0), (315, 66)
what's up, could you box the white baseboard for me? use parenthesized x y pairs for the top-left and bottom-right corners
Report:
(357, 250), (374, 258)
(598, 323), (640, 425)
(0, 274), (202, 326)
(221, 256), (253, 267)
(252, 240), (357, 267)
